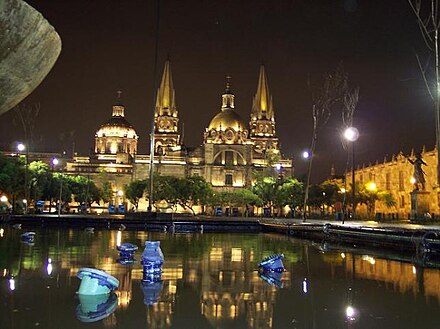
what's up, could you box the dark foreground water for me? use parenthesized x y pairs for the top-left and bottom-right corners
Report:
(0, 226), (439, 329)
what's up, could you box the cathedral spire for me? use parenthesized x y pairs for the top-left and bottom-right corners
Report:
(155, 60), (177, 116)
(153, 60), (181, 154)
(252, 65), (274, 121)
(249, 65), (278, 153)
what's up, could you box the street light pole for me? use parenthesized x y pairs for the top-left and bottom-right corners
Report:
(344, 127), (359, 221)
(351, 142), (355, 220)
(17, 143), (28, 213)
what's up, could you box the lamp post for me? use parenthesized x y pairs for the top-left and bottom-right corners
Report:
(51, 158), (59, 214)
(302, 150), (311, 222)
(343, 127), (359, 221)
(17, 143), (28, 213)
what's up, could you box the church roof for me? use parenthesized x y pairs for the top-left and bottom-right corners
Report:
(208, 108), (246, 132)
(95, 91), (138, 139)
(207, 77), (247, 132)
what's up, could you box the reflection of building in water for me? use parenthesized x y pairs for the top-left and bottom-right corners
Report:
(198, 244), (291, 329)
(43, 231), (295, 329)
(342, 254), (440, 302)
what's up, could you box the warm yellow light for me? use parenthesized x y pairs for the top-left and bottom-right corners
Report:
(366, 181), (377, 192)
(410, 177), (416, 184)
(0, 196), (7, 203)
(340, 187), (346, 193)
(117, 190), (124, 197)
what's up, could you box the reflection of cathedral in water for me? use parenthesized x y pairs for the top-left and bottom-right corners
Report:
(56, 231), (292, 329)
(7, 230), (440, 328)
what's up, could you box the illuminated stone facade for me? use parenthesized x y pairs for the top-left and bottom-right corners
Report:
(134, 62), (292, 194)
(94, 91), (138, 159)
(66, 62), (293, 210)
(351, 147), (440, 217)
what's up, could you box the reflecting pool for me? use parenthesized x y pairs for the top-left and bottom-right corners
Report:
(1, 226), (440, 328)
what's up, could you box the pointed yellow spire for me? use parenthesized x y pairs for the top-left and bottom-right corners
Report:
(156, 60), (176, 116)
(252, 65), (274, 120)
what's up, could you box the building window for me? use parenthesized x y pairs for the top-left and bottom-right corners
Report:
(225, 174), (233, 186)
(399, 171), (404, 191)
(386, 173), (391, 191)
(225, 151), (234, 166)
(400, 195), (405, 208)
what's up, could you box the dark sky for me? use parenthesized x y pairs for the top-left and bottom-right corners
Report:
(0, 0), (435, 182)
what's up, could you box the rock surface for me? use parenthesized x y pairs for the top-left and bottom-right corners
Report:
(0, 0), (61, 115)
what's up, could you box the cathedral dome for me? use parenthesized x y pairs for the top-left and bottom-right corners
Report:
(204, 78), (249, 145)
(208, 108), (246, 132)
(95, 92), (139, 156)
(96, 114), (137, 139)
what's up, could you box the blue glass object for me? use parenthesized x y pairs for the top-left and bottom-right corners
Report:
(141, 241), (164, 276)
(258, 271), (283, 288)
(20, 232), (35, 243)
(77, 268), (119, 295)
(117, 242), (138, 258)
(76, 293), (118, 322)
(140, 275), (163, 305)
(258, 254), (285, 273)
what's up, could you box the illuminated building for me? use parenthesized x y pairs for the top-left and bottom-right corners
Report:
(94, 90), (139, 161)
(349, 147), (440, 217)
(63, 61), (293, 211)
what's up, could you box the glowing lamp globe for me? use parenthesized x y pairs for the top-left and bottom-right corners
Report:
(344, 127), (359, 142)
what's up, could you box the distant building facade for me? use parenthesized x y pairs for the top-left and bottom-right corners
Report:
(351, 147), (439, 217)
(65, 61), (293, 211)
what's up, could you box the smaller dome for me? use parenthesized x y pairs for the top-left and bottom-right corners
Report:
(208, 109), (247, 132)
(96, 116), (137, 139)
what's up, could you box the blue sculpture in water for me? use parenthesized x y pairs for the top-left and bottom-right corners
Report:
(141, 241), (164, 279)
(258, 254), (285, 273)
(140, 277), (163, 305)
(117, 242), (138, 265)
(258, 271), (283, 288)
(77, 268), (119, 295)
(21, 232), (35, 243)
(76, 293), (118, 323)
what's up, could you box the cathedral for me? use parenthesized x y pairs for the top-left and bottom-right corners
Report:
(66, 61), (293, 209)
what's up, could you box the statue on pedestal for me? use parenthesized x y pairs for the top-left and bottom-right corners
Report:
(408, 153), (427, 191)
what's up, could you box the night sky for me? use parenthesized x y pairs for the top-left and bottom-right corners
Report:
(0, 0), (434, 182)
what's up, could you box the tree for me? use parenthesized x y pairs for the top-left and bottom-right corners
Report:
(303, 66), (348, 219)
(408, 0), (440, 187)
(320, 179), (345, 209)
(13, 103), (40, 151)
(348, 182), (396, 218)
(175, 176), (213, 215)
(67, 175), (101, 207)
(101, 181), (113, 204)
(274, 178), (303, 214)
(252, 176), (277, 210)
(154, 175), (180, 212)
(28, 161), (50, 203)
(210, 189), (262, 216)
(124, 179), (147, 210)
(0, 154), (24, 212)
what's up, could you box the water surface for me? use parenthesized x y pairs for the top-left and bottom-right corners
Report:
(0, 226), (439, 328)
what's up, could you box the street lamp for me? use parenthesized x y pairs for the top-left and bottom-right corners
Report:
(302, 149), (312, 222)
(17, 142), (28, 214)
(50, 158), (59, 214)
(344, 127), (359, 221)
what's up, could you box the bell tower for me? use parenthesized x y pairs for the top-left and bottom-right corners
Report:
(249, 65), (279, 154)
(154, 60), (181, 155)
